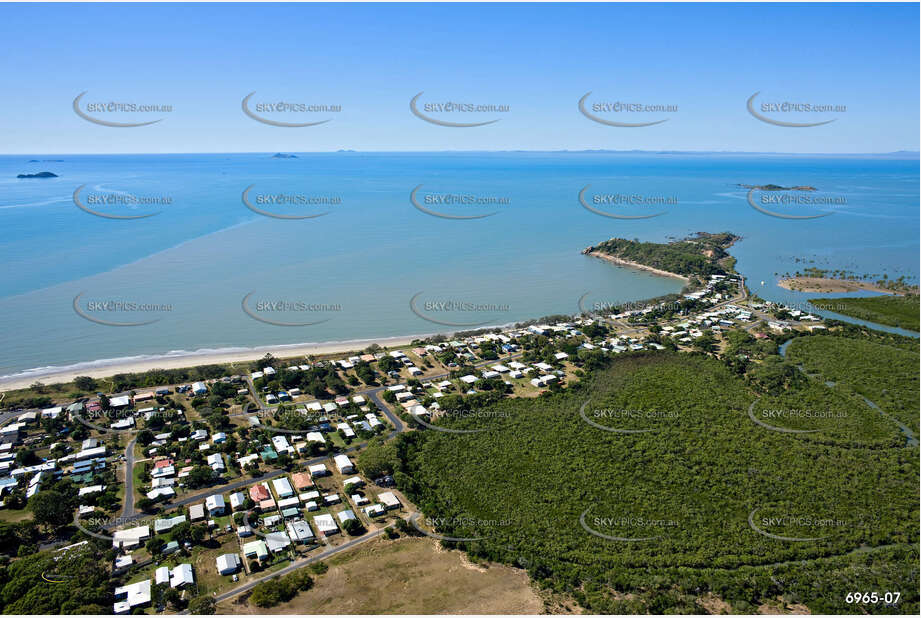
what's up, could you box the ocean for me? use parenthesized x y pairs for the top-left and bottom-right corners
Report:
(0, 152), (917, 381)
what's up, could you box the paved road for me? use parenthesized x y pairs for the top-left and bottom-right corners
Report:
(119, 434), (140, 519)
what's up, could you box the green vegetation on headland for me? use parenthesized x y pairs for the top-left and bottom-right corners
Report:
(810, 295), (920, 332)
(385, 331), (918, 613)
(584, 232), (740, 279)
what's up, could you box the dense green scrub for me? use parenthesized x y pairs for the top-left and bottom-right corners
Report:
(590, 232), (738, 278)
(394, 351), (918, 613)
(810, 295), (920, 332)
(786, 335), (920, 435)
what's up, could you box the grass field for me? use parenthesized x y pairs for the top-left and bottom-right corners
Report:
(810, 294), (920, 331)
(218, 536), (552, 614)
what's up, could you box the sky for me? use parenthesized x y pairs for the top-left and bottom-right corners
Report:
(0, 2), (918, 154)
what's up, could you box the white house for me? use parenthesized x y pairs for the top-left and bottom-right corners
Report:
(313, 513), (338, 537)
(272, 477), (294, 499)
(205, 494), (225, 515)
(378, 491), (401, 510)
(216, 553), (241, 575)
(334, 454), (355, 474)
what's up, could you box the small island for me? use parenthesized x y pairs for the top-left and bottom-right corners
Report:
(739, 183), (817, 191)
(271, 153), (298, 159)
(16, 171), (58, 178)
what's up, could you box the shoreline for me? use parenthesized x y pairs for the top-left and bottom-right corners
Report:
(0, 334), (433, 392)
(586, 251), (690, 282)
(777, 276), (902, 295)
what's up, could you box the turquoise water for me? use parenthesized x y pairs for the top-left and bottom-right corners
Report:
(0, 152), (917, 379)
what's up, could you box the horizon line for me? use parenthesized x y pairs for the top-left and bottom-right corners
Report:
(6, 149), (920, 157)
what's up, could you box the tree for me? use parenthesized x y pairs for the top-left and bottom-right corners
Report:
(342, 518), (364, 536)
(146, 536), (165, 556)
(136, 429), (155, 446)
(29, 491), (71, 529)
(136, 497), (157, 513)
(74, 376), (97, 391)
(188, 597), (216, 615)
(357, 438), (398, 478)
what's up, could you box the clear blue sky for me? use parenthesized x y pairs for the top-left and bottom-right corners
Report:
(1, 2), (917, 153)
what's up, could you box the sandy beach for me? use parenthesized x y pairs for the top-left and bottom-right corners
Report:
(586, 251), (690, 282)
(777, 277), (897, 294)
(0, 334), (427, 392)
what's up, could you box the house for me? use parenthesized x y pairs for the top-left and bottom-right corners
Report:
(207, 452), (225, 472)
(308, 463), (329, 478)
(189, 503), (206, 521)
(336, 422), (356, 438)
(265, 531), (292, 553)
(291, 472), (313, 492)
(109, 395), (131, 408)
(154, 514), (186, 534)
(337, 509), (358, 525)
(271, 435), (292, 453)
(312, 513), (338, 537)
(249, 484), (270, 502)
(216, 553), (241, 575)
(272, 477), (294, 499)
(211, 432), (227, 444)
(113, 579), (151, 613)
(170, 563), (195, 588)
(242, 540), (269, 562)
(191, 382), (208, 395)
(364, 504), (385, 518)
(343, 475), (364, 489)
(205, 494), (226, 515)
(229, 491), (245, 511)
(306, 431), (325, 444)
(334, 454), (355, 474)
(286, 519), (315, 543)
(378, 491), (401, 510)
(112, 525), (150, 549)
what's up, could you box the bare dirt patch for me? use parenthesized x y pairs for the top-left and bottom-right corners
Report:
(219, 536), (548, 614)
